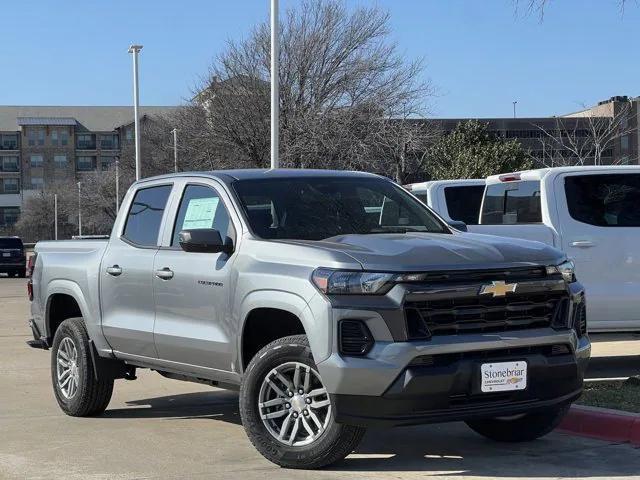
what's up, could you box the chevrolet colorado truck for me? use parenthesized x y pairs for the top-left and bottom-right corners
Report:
(27, 169), (590, 469)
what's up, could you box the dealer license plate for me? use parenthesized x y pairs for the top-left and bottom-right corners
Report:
(2, 252), (9, 257)
(481, 361), (527, 393)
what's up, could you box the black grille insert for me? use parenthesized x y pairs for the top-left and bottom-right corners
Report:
(405, 289), (568, 337)
(339, 320), (374, 356)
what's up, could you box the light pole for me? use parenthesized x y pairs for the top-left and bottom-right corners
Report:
(115, 157), (120, 213)
(54, 193), (58, 240)
(77, 182), (82, 237)
(128, 44), (143, 180)
(270, 0), (279, 169)
(513, 100), (518, 118)
(172, 128), (178, 172)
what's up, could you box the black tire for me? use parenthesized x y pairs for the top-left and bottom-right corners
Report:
(466, 405), (570, 442)
(240, 335), (366, 469)
(50, 317), (114, 417)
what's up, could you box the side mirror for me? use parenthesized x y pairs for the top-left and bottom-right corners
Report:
(178, 229), (233, 254)
(448, 220), (468, 232)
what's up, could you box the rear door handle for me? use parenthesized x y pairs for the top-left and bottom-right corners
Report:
(106, 265), (122, 276)
(570, 240), (596, 248)
(155, 268), (174, 280)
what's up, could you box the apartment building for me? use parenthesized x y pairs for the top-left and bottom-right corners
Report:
(0, 106), (176, 229)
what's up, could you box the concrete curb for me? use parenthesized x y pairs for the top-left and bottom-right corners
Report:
(558, 405), (640, 445)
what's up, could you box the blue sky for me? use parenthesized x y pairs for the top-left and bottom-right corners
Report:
(1, 0), (637, 118)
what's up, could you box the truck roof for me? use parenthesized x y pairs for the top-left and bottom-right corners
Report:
(405, 179), (485, 193)
(485, 165), (640, 185)
(135, 168), (382, 186)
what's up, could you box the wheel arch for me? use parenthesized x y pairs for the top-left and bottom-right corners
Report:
(237, 290), (329, 373)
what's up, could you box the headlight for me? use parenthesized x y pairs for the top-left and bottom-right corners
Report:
(311, 268), (396, 295)
(546, 260), (576, 283)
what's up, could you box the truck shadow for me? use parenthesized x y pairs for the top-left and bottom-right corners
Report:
(102, 390), (640, 477)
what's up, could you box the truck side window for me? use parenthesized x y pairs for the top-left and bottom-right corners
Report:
(122, 185), (172, 247)
(171, 185), (234, 246)
(481, 181), (542, 225)
(443, 186), (484, 225)
(565, 174), (640, 227)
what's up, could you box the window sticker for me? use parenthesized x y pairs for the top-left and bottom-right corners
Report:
(182, 197), (219, 229)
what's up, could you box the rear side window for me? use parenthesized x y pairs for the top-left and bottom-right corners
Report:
(123, 185), (172, 246)
(565, 174), (640, 227)
(171, 185), (234, 246)
(481, 181), (542, 224)
(444, 185), (484, 225)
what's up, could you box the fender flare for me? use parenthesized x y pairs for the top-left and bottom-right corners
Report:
(43, 279), (111, 352)
(237, 290), (330, 371)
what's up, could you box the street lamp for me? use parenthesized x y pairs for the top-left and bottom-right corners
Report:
(115, 157), (120, 213)
(513, 100), (518, 119)
(77, 181), (82, 237)
(128, 44), (143, 181)
(270, 0), (279, 169)
(172, 128), (178, 172)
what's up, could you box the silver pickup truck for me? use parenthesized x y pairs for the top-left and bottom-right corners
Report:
(27, 169), (590, 469)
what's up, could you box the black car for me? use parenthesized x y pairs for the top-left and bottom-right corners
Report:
(0, 236), (26, 277)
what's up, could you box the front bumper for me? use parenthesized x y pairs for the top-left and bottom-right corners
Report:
(316, 281), (590, 427)
(331, 335), (589, 427)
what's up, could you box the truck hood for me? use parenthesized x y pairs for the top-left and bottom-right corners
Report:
(285, 232), (565, 272)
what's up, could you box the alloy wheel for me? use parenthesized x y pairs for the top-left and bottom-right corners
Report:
(258, 361), (332, 446)
(56, 337), (80, 399)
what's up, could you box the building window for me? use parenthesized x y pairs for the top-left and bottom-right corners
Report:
(51, 130), (58, 146)
(100, 134), (119, 150)
(1, 156), (19, 172)
(1, 178), (19, 194)
(0, 134), (18, 150)
(76, 134), (96, 150)
(30, 176), (44, 190)
(61, 130), (69, 146)
(125, 128), (133, 141)
(54, 155), (68, 168)
(30, 154), (44, 168)
(0, 207), (20, 226)
(76, 156), (96, 171)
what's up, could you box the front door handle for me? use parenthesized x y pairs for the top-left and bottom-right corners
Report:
(155, 268), (174, 280)
(106, 265), (122, 276)
(570, 240), (596, 248)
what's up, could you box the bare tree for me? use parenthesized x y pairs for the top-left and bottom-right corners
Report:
(198, 0), (433, 170)
(514, 0), (631, 20)
(531, 101), (637, 167)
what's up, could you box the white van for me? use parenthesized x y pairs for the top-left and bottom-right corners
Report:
(467, 166), (640, 332)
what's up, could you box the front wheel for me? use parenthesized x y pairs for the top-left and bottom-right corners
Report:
(466, 405), (570, 442)
(50, 317), (114, 416)
(240, 335), (366, 469)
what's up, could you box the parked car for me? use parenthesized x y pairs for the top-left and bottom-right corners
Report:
(404, 179), (485, 227)
(0, 236), (26, 278)
(471, 166), (640, 332)
(27, 169), (590, 469)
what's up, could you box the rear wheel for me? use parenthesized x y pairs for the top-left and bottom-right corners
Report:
(50, 317), (114, 416)
(466, 405), (570, 442)
(240, 335), (366, 469)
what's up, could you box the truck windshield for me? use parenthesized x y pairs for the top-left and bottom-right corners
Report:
(233, 176), (448, 240)
(0, 238), (22, 249)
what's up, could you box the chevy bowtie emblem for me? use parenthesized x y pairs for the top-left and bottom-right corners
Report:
(479, 280), (518, 297)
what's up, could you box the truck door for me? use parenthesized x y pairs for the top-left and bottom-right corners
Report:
(555, 172), (640, 331)
(152, 182), (238, 371)
(471, 179), (557, 246)
(100, 184), (173, 357)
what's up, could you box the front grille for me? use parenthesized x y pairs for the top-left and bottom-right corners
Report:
(404, 283), (568, 337)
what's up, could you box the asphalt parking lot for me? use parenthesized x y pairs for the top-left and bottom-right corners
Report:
(1, 276), (639, 480)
